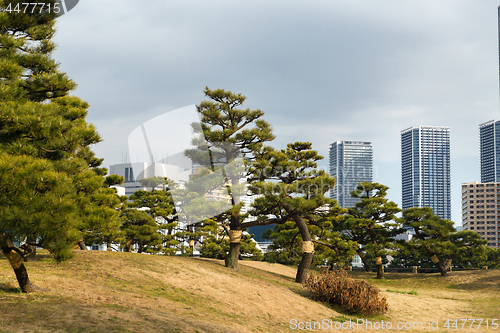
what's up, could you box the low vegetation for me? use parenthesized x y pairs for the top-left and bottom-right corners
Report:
(305, 269), (388, 316)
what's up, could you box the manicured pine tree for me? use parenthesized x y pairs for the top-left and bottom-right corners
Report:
(446, 230), (487, 269)
(78, 174), (126, 251)
(120, 209), (163, 253)
(348, 182), (403, 279)
(0, 1), (107, 292)
(333, 214), (374, 272)
(248, 142), (337, 283)
(128, 177), (179, 254)
(185, 87), (274, 269)
(401, 207), (487, 275)
(306, 207), (359, 269)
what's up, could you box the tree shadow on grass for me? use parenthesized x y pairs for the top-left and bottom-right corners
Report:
(0, 283), (21, 293)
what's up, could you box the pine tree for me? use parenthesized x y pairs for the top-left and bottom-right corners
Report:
(401, 207), (487, 275)
(185, 87), (274, 269)
(401, 207), (453, 276)
(120, 209), (163, 253)
(128, 177), (178, 254)
(347, 182), (403, 279)
(0, 1), (106, 292)
(249, 142), (338, 283)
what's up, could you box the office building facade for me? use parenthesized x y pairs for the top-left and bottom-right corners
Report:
(329, 141), (373, 208)
(480, 120), (500, 183)
(401, 126), (451, 219)
(462, 182), (500, 248)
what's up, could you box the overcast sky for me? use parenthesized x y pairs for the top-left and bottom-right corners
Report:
(52, 0), (500, 225)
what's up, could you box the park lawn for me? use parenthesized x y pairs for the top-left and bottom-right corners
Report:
(0, 251), (499, 332)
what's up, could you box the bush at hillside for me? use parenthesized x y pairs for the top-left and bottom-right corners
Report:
(305, 269), (388, 316)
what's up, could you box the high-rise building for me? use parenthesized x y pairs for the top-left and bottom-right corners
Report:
(479, 120), (500, 182)
(461, 182), (499, 248)
(329, 141), (373, 208)
(401, 126), (451, 219)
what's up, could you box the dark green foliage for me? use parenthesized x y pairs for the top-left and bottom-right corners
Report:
(120, 209), (162, 254)
(104, 174), (124, 187)
(0, 0), (112, 261)
(448, 230), (489, 268)
(396, 208), (490, 272)
(387, 243), (434, 268)
(483, 247), (500, 269)
(340, 182), (403, 278)
(305, 269), (388, 316)
(200, 232), (262, 260)
(249, 142), (345, 282)
(0, 152), (77, 261)
(128, 177), (178, 254)
(185, 87), (275, 269)
(363, 249), (389, 267)
(263, 250), (297, 265)
(262, 222), (303, 265)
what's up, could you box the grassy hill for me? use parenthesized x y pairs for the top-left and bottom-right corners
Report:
(1, 251), (499, 332)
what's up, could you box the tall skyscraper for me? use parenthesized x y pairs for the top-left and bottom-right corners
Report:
(479, 120), (500, 182)
(401, 126), (451, 220)
(329, 141), (373, 208)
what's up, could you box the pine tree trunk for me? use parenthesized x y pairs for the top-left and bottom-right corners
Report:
(77, 240), (87, 250)
(424, 246), (448, 277)
(294, 215), (314, 284)
(0, 235), (36, 293)
(357, 249), (372, 272)
(436, 260), (448, 276)
(23, 235), (37, 262)
(106, 241), (112, 251)
(375, 255), (384, 279)
(296, 252), (313, 284)
(225, 242), (240, 270)
(224, 173), (242, 270)
(443, 258), (452, 271)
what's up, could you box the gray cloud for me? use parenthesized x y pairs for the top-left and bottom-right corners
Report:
(52, 0), (500, 223)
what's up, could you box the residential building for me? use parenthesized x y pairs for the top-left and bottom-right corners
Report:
(401, 126), (451, 219)
(479, 120), (500, 183)
(461, 182), (500, 248)
(329, 141), (373, 208)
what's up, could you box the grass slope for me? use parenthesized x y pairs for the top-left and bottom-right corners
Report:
(0, 251), (499, 332)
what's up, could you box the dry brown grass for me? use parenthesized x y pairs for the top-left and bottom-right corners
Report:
(305, 269), (388, 316)
(0, 252), (499, 332)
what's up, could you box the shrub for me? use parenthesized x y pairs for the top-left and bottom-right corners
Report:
(304, 269), (388, 316)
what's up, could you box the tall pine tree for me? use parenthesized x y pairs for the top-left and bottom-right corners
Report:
(185, 87), (274, 269)
(0, 1), (107, 292)
(249, 142), (339, 283)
